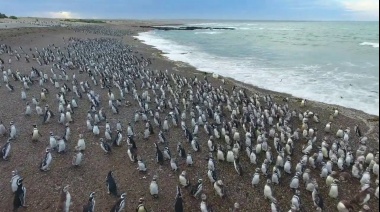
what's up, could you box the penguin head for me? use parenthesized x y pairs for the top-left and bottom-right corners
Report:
(295, 190), (300, 195)
(201, 194), (207, 201)
(139, 197), (144, 203)
(12, 169), (18, 176)
(45, 148), (51, 152)
(63, 185), (70, 192)
(181, 171), (186, 176)
(217, 180), (223, 186)
(198, 179), (203, 184)
(121, 193), (127, 199)
(50, 132), (54, 136)
(89, 192), (95, 198)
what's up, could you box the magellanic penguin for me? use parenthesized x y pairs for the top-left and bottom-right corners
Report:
(100, 138), (111, 154)
(179, 171), (190, 188)
(13, 177), (27, 210)
(264, 179), (273, 200)
(136, 198), (148, 212)
(10, 121), (17, 139)
(40, 148), (52, 171)
(337, 200), (354, 212)
(150, 175), (159, 198)
(82, 192), (95, 212)
(58, 185), (71, 212)
(137, 157), (147, 172)
(106, 171), (118, 197)
(214, 180), (225, 198)
(110, 193), (126, 212)
(31, 124), (42, 142)
(200, 194), (212, 212)
(352, 187), (374, 206)
(72, 151), (84, 166)
(191, 179), (203, 199)
(312, 187), (324, 211)
(10, 170), (21, 193)
(329, 179), (339, 199)
(1, 138), (11, 160)
(174, 186), (184, 212)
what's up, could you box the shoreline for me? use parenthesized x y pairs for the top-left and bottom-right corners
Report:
(126, 27), (379, 135)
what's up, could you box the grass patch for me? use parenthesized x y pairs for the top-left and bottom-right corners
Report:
(62, 19), (106, 24)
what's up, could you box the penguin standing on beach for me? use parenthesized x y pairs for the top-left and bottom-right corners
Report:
(111, 193), (126, 212)
(175, 186), (184, 212)
(40, 148), (52, 171)
(82, 192), (95, 212)
(31, 124), (42, 142)
(13, 177), (27, 210)
(58, 185), (71, 212)
(10, 121), (17, 139)
(136, 198), (148, 212)
(106, 171), (118, 197)
(1, 138), (11, 160)
(100, 138), (111, 154)
(10, 170), (21, 193)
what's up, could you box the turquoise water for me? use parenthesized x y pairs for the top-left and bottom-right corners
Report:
(136, 21), (379, 115)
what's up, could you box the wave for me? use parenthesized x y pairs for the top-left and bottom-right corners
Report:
(135, 31), (379, 115)
(194, 31), (222, 35)
(360, 42), (379, 48)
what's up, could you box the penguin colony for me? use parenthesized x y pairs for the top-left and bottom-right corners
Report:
(0, 25), (379, 211)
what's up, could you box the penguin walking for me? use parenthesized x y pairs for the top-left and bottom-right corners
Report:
(136, 198), (148, 212)
(13, 177), (27, 210)
(264, 179), (273, 200)
(31, 124), (42, 142)
(72, 151), (84, 166)
(175, 186), (184, 212)
(214, 180), (225, 198)
(138, 157), (148, 172)
(191, 179), (203, 199)
(329, 179), (339, 199)
(10, 170), (21, 193)
(100, 138), (111, 154)
(290, 172), (300, 190)
(58, 185), (71, 212)
(40, 148), (52, 171)
(312, 187), (324, 211)
(252, 168), (261, 187)
(149, 175), (159, 198)
(1, 139), (11, 160)
(76, 134), (86, 151)
(179, 171), (190, 188)
(106, 171), (118, 197)
(111, 193), (126, 212)
(10, 121), (17, 139)
(82, 192), (95, 212)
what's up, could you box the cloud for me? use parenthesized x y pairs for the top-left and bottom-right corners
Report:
(44, 11), (81, 19)
(338, 0), (379, 18)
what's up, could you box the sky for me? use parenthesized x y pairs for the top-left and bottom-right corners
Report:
(0, 0), (378, 21)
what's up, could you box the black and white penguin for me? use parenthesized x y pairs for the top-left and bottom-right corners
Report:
(149, 175), (159, 198)
(138, 157), (148, 172)
(1, 138), (11, 160)
(40, 148), (52, 171)
(13, 177), (27, 210)
(154, 143), (164, 165)
(113, 130), (123, 147)
(174, 186), (184, 212)
(214, 180), (225, 198)
(110, 193), (126, 212)
(10, 170), (21, 193)
(312, 187), (324, 211)
(136, 198), (148, 212)
(100, 138), (111, 154)
(58, 185), (71, 212)
(82, 192), (95, 212)
(43, 106), (54, 124)
(163, 146), (171, 160)
(191, 179), (203, 199)
(234, 156), (243, 176)
(72, 151), (84, 166)
(31, 124), (42, 142)
(106, 171), (118, 197)
(179, 171), (190, 188)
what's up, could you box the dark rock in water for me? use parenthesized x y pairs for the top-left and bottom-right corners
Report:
(139, 26), (235, 31)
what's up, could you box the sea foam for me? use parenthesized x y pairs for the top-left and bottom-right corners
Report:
(360, 42), (379, 48)
(135, 29), (379, 116)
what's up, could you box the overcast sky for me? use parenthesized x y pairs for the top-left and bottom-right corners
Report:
(1, 0), (378, 21)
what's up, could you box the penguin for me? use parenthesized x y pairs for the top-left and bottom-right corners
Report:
(234, 157), (243, 176)
(138, 157), (147, 172)
(57, 137), (66, 154)
(136, 198), (148, 212)
(149, 175), (159, 198)
(186, 153), (193, 166)
(175, 186), (184, 212)
(329, 179), (339, 199)
(127, 144), (138, 163)
(25, 102), (32, 116)
(272, 167), (281, 185)
(58, 185), (71, 212)
(352, 187), (374, 206)
(191, 179), (203, 199)
(252, 168), (261, 187)
(10, 170), (21, 193)
(106, 171), (118, 196)
(337, 200), (354, 212)
(13, 177), (27, 210)
(72, 151), (84, 166)
(200, 194), (212, 212)
(43, 107), (54, 124)
(312, 187), (324, 211)
(92, 124), (100, 136)
(326, 171), (339, 186)
(264, 179), (273, 200)
(290, 172), (300, 190)
(191, 137), (200, 152)
(0, 121), (6, 136)
(10, 121), (17, 139)
(154, 143), (164, 165)
(113, 130), (123, 147)
(284, 156), (292, 174)
(100, 138), (111, 154)
(179, 171), (190, 188)
(110, 193), (126, 212)
(214, 180), (225, 198)
(171, 158), (179, 171)
(1, 139), (11, 160)
(270, 198), (280, 212)
(290, 190), (301, 211)
(82, 192), (95, 212)
(40, 148), (52, 171)
(217, 145), (225, 161)
(76, 134), (86, 151)
(31, 124), (42, 142)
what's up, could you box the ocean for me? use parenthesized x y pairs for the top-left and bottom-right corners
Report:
(136, 21), (379, 116)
